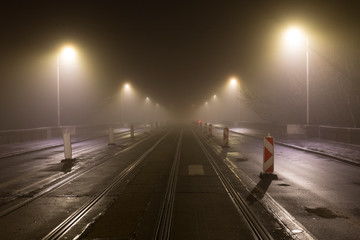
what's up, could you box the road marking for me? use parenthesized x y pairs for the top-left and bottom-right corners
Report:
(188, 165), (204, 175)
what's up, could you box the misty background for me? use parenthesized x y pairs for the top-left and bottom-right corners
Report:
(0, 1), (359, 130)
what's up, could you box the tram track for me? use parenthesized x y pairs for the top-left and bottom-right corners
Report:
(193, 129), (273, 240)
(0, 129), (161, 219)
(42, 131), (170, 240)
(153, 128), (274, 240)
(153, 129), (183, 240)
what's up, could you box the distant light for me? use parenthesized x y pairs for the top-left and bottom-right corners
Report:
(146, 97), (149, 101)
(124, 83), (131, 91)
(230, 77), (238, 87)
(213, 94), (217, 99)
(205, 101), (208, 105)
(61, 46), (76, 60)
(284, 27), (304, 46)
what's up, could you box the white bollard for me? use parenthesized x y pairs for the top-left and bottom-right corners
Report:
(63, 128), (72, 160)
(108, 127), (115, 145)
(130, 124), (135, 138)
(223, 127), (229, 148)
(208, 124), (213, 137)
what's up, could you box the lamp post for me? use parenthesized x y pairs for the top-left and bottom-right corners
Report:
(229, 77), (240, 125)
(57, 46), (76, 126)
(285, 28), (310, 125)
(121, 83), (131, 126)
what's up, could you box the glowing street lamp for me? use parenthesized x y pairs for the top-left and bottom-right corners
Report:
(124, 83), (131, 91)
(284, 27), (310, 125)
(230, 77), (238, 87)
(228, 77), (241, 124)
(57, 46), (76, 126)
(121, 82), (132, 125)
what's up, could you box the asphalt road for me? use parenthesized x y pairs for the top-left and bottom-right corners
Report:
(0, 125), (359, 239)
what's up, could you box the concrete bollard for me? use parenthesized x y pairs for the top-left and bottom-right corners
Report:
(63, 128), (72, 159)
(108, 126), (115, 145)
(223, 127), (229, 148)
(130, 124), (135, 138)
(208, 124), (213, 137)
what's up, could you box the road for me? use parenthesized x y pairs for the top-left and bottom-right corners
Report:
(0, 125), (359, 239)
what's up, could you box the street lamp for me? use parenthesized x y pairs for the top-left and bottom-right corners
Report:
(228, 77), (241, 125)
(57, 46), (76, 126)
(121, 82), (132, 126)
(284, 27), (310, 125)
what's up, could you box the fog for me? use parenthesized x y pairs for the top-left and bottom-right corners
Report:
(0, 2), (359, 130)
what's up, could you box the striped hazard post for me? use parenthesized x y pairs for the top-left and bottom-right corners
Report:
(261, 133), (277, 179)
(223, 127), (229, 148)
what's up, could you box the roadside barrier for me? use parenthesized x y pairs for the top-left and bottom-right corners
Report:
(108, 127), (115, 145)
(130, 124), (135, 138)
(223, 127), (229, 147)
(63, 128), (72, 160)
(260, 133), (277, 179)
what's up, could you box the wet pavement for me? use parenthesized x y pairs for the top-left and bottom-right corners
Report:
(229, 127), (360, 166)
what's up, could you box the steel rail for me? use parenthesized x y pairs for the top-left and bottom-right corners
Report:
(193, 130), (273, 240)
(42, 131), (170, 240)
(153, 129), (183, 240)
(0, 129), (161, 219)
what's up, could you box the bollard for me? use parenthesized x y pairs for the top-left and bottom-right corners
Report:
(204, 122), (208, 134)
(130, 124), (135, 138)
(63, 128), (72, 159)
(108, 126), (115, 145)
(260, 133), (277, 179)
(151, 122), (154, 130)
(223, 127), (229, 148)
(208, 124), (213, 137)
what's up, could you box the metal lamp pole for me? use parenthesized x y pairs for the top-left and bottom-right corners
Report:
(306, 36), (309, 125)
(57, 55), (61, 126)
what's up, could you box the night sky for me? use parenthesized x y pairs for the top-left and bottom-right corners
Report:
(0, 1), (359, 129)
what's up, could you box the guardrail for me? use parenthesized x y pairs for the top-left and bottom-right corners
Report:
(0, 124), (116, 145)
(198, 121), (360, 145)
(306, 125), (360, 145)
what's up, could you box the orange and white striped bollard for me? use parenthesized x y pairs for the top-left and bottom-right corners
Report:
(260, 133), (277, 179)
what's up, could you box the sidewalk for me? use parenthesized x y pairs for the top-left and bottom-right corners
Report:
(230, 127), (360, 167)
